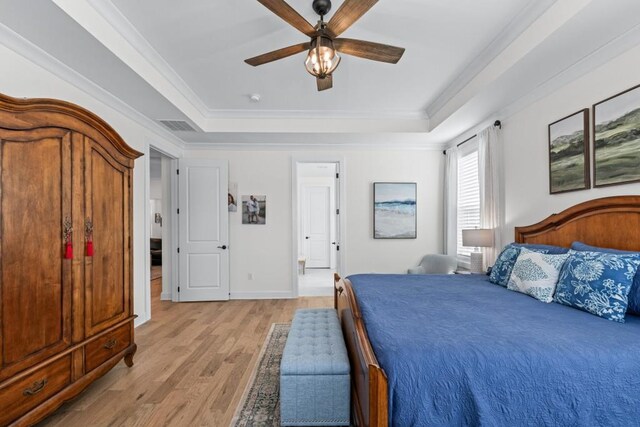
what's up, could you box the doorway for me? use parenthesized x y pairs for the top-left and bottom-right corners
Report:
(148, 148), (176, 314)
(293, 158), (345, 297)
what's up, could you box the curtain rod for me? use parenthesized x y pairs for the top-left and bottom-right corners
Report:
(442, 120), (501, 155)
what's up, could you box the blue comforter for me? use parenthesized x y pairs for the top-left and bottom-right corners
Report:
(349, 274), (640, 427)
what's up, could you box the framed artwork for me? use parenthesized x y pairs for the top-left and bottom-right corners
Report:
(242, 195), (266, 224)
(373, 182), (416, 239)
(593, 83), (640, 187)
(548, 109), (590, 194)
(228, 182), (238, 212)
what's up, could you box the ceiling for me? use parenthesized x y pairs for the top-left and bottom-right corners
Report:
(1, 0), (640, 148)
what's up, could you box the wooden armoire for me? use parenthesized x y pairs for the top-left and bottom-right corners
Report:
(0, 93), (141, 425)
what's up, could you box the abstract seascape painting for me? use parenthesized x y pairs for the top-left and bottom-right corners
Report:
(373, 182), (416, 239)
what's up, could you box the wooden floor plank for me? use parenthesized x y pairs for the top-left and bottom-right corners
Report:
(37, 292), (332, 427)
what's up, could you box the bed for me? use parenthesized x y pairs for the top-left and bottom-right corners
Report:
(334, 195), (640, 426)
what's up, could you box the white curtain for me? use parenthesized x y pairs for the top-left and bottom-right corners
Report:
(478, 126), (504, 269)
(443, 147), (458, 256)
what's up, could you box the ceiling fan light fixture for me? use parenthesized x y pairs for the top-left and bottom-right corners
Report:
(304, 36), (340, 78)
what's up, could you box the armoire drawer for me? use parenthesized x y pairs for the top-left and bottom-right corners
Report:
(0, 355), (71, 426)
(85, 324), (131, 372)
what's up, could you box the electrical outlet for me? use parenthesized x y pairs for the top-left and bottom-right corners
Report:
(248, 273), (253, 280)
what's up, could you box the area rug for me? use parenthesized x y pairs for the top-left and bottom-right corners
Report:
(231, 323), (290, 427)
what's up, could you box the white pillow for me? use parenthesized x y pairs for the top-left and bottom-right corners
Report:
(507, 248), (569, 303)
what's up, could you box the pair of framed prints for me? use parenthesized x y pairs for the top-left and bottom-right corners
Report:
(548, 83), (640, 194)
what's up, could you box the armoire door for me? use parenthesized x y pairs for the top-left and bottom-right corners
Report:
(84, 138), (131, 337)
(0, 128), (73, 380)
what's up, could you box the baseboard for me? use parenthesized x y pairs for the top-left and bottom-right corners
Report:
(160, 292), (172, 301)
(134, 313), (149, 328)
(298, 286), (333, 297)
(230, 291), (294, 300)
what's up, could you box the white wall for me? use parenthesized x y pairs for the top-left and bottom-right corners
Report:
(185, 149), (444, 298)
(502, 44), (640, 245)
(0, 44), (183, 326)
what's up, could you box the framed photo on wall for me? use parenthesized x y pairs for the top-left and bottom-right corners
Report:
(242, 195), (266, 224)
(373, 182), (416, 239)
(593, 83), (640, 187)
(548, 109), (590, 194)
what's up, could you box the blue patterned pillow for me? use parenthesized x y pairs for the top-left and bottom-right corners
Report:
(571, 242), (640, 315)
(507, 248), (569, 303)
(554, 250), (640, 322)
(489, 244), (568, 287)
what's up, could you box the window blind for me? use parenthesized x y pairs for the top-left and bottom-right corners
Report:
(457, 149), (480, 257)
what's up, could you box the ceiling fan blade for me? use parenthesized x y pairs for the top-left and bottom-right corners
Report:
(317, 75), (333, 91)
(327, 0), (378, 37)
(334, 38), (405, 63)
(257, 0), (317, 37)
(245, 42), (311, 66)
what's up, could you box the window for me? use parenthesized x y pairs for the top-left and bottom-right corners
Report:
(457, 146), (480, 258)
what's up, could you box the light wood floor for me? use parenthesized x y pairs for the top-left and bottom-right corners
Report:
(38, 277), (332, 427)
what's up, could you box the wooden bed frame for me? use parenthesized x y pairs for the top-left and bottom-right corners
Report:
(334, 195), (640, 426)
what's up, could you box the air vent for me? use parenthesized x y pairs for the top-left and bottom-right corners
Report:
(158, 120), (196, 132)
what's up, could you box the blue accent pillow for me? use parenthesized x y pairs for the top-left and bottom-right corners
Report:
(571, 241), (640, 315)
(554, 250), (640, 322)
(489, 243), (569, 287)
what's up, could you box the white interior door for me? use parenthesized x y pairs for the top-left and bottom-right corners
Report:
(178, 159), (229, 301)
(302, 186), (330, 268)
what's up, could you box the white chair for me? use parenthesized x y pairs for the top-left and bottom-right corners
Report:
(408, 254), (458, 274)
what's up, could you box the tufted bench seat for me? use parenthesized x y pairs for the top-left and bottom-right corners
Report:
(280, 308), (350, 426)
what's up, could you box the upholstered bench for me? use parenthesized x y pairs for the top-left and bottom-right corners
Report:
(280, 308), (350, 426)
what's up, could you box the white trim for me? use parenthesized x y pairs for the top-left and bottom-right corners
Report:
(298, 286), (334, 297)
(141, 145), (152, 327)
(291, 156), (347, 298)
(230, 291), (294, 300)
(497, 21), (640, 121)
(160, 292), (172, 301)
(134, 317), (149, 328)
(60, 0), (431, 122)
(427, 0), (557, 118)
(83, 0), (209, 117)
(159, 155), (175, 301)
(170, 158), (180, 302)
(202, 109), (429, 120)
(0, 23), (186, 152)
(144, 143), (180, 321)
(181, 142), (448, 151)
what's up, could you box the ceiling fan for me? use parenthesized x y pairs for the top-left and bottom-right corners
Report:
(245, 0), (405, 91)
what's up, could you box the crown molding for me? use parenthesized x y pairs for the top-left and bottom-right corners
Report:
(0, 23), (186, 152)
(183, 142), (447, 151)
(196, 108), (430, 120)
(180, 133), (448, 151)
(84, 0), (210, 116)
(426, 0), (557, 120)
(496, 20), (640, 122)
(443, 20), (640, 149)
(63, 0), (430, 123)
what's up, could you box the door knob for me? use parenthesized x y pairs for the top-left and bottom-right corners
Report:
(305, 236), (310, 240)
(332, 242), (337, 245)
(217, 245), (227, 250)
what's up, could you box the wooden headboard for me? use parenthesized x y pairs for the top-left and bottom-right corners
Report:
(514, 196), (640, 251)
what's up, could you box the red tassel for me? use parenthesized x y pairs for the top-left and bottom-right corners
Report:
(65, 241), (73, 259)
(86, 240), (94, 257)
